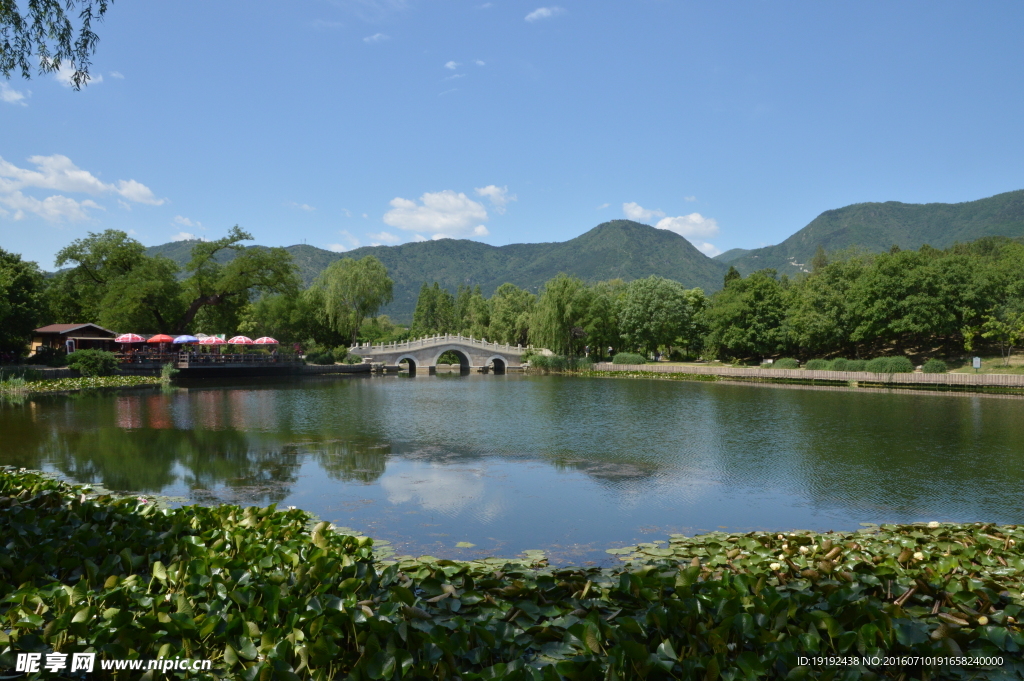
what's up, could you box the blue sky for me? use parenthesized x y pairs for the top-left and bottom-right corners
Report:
(2, 0), (1023, 268)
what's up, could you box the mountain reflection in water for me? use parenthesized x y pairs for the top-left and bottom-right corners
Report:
(2, 374), (1023, 564)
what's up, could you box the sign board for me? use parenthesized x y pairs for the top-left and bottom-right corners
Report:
(973, 357), (982, 370)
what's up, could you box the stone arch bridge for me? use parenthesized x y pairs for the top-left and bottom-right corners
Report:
(349, 334), (535, 374)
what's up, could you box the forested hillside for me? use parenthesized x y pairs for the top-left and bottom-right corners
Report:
(148, 220), (728, 322)
(719, 189), (1024, 274)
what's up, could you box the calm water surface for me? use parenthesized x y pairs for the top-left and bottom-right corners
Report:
(2, 374), (1023, 564)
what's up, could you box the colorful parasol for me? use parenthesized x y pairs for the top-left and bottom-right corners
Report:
(173, 335), (200, 344)
(253, 337), (279, 345)
(115, 333), (145, 343)
(198, 337), (227, 345)
(227, 336), (254, 345)
(147, 334), (175, 343)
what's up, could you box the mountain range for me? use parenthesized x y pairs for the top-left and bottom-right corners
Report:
(146, 189), (1024, 322)
(148, 220), (727, 322)
(715, 189), (1024, 273)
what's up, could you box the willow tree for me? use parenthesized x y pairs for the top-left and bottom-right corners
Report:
(529, 273), (590, 356)
(306, 256), (393, 346)
(1, 0), (112, 89)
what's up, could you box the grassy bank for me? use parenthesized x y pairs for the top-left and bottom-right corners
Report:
(1, 469), (1022, 679)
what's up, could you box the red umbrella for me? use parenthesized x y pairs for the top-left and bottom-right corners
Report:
(228, 336), (254, 345)
(199, 337), (227, 345)
(147, 334), (174, 343)
(253, 337), (279, 345)
(115, 333), (145, 343)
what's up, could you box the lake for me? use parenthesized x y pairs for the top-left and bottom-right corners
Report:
(2, 373), (1023, 564)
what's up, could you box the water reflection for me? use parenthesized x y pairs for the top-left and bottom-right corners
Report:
(2, 375), (1024, 563)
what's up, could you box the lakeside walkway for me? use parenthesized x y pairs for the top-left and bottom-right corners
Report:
(591, 362), (1024, 390)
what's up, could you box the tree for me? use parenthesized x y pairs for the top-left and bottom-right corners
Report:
(810, 245), (828, 273)
(786, 258), (865, 357)
(411, 282), (454, 335)
(488, 283), (535, 346)
(52, 227), (300, 334)
(618, 276), (696, 357)
(529, 274), (590, 356)
(704, 269), (789, 360)
(1, 0), (112, 90)
(0, 249), (46, 357)
(177, 227), (299, 333)
(724, 266), (741, 288)
(306, 256), (393, 345)
(980, 303), (1024, 366)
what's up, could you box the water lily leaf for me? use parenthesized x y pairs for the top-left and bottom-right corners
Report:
(366, 650), (396, 679)
(456, 542), (476, 548)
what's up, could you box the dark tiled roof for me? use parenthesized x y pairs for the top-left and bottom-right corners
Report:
(34, 323), (116, 335)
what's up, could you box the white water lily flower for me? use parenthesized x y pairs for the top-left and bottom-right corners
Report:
(799, 546), (809, 554)
(769, 563), (781, 571)
(778, 554), (786, 560)
(782, 543), (789, 550)
(913, 551), (925, 561)
(927, 521), (940, 529)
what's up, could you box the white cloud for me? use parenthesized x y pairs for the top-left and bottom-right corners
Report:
(286, 202), (315, 212)
(684, 195), (697, 202)
(474, 185), (515, 213)
(445, 61), (459, 70)
(0, 154), (163, 222)
(174, 215), (201, 228)
(622, 201), (665, 222)
(475, 59), (486, 66)
(333, 229), (362, 250)
(596, 203), (609, 210)
(367, 231), (401, 244)
(525, 6), (565, 22)
(473, 225), (489, 236)
(652, 213), (721, 256)
(115, 179), (163, 205)
(413, 234), (428, 242)
(383, 190), (489, 238)
(109, 71), (124, 79)
(363, 33), (389, 43)
(53, 61), (102, 87)
(654, 213), (719, 239)
(171, 232), (198, 242)
(438, 88), (458, 96)
(690, 241), (722, 257)
(0, 82), (28, 106)
(444, 73), (465, 81)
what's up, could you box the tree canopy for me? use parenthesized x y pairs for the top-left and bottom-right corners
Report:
(0, 248), (46, 356)
(305, 256), (393, 345)
(1, 0), (112, 89)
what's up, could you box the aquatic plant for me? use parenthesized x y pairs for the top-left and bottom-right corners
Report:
(160, 362), (180, 384)
(1, 469), (1021, 679)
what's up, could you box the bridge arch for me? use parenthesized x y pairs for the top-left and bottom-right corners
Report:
(485, 355), (507, 374)
(431, 346), (472, 372)
(396, 354), (418, 375)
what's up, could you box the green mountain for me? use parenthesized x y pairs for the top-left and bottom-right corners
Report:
(713, 248), (752, 264)
(147, 220), (728, 322)
(726, 189), (1024, 275)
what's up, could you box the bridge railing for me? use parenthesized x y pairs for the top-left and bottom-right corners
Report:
(349, 334), (532, 355)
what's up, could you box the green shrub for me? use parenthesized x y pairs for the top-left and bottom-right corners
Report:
(27, 347), (67, 367)
(829, 358), (849, 371)
(845, 359), (867, 371)
(567, 355), (594, 370)
(865, 356), (914, 373)
(66, 349), (118, 377)
(922, 358), (948, 374)
(612, 352), (647, 365)
(344, 354), (362, 365)
(772, 358), (800, 369)
(333, 346), (349, 362)
(160, 363), (179, 383)
(307, 350), (335, 365)
(803, 359), (829, 370)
